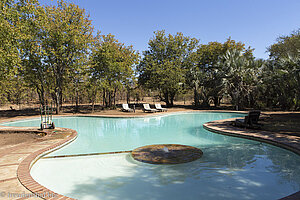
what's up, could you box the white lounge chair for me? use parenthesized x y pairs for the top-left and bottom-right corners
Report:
(121, 104), (133, 112)
(155, 103), (167, 112)
(143, 104), (157, 113)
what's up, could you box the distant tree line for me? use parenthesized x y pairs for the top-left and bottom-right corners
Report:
(138, 29), (300, 110)
(0, 0), (299, 113)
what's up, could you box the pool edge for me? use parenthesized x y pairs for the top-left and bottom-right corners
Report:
(2, 111), (299, 200)
(203, 118), (300, 200)
(16, 128), (78, 200)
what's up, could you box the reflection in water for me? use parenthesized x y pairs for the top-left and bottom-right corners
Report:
(6, 113), (300, 199)
(31, 142), (300, 200)
(46, 113), (251, 156)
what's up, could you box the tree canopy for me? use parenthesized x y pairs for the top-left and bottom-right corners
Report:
(90, 33), (139, 108)
(186, 38), (255, 108)
(138, 30), (198, 106)
(264, 29), (300, 110)
(0, 0), (299, 111)
(20, 0), (93, 113)
(268, 29), (300, 60)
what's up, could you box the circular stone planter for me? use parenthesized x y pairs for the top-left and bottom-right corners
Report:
(131, 144), (203, 164)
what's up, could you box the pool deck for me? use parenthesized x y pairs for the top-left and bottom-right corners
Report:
(0, 127), (77, 200)
(0, 109), (300, 200)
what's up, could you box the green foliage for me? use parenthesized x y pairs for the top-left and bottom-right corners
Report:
(187, 38), (255, 108)
(90, 33), (139, 107)
(20, 0), (93, 113)
(261, 29), (300, 110)
(0, 0), (20, 77)
(268, 29), (300, 60)
(4, 76), (28, 105)
(0, 0), (298, 112)
(0, 0), (39, 102)
(260, 57), (300, 110)
(220, 49), (261, 110)
(138, 30), (198, 106)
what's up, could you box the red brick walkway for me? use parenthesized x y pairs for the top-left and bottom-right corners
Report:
(0, 127), (77, 200)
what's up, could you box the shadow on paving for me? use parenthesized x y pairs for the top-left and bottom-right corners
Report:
(261, 113), (300, 136)
(0, 108), (40, 118)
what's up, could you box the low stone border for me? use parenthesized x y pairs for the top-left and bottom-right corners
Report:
(203, 118), (300, 200)
(14, 128), (78, 200)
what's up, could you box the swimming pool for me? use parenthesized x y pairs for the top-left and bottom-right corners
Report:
(3, 112), (300, 199)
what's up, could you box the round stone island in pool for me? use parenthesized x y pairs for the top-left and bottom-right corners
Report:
(131, 144), (203, 164)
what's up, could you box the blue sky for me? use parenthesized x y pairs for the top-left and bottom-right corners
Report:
(40, 0), (300, 59)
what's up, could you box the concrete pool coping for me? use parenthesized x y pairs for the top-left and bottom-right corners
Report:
(0, 110), (299, 199)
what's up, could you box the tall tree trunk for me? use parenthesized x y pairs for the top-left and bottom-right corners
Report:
(113, 88), (117, 106)
(92, 89), (97, 113)
(36, 86), (45, 107)
(126, 88), (130, 104)
(194, 87), (200, 107)
(102, 88), (105, 107)
(108, 91), (112, 107)
(163, 91), (171, 107)
(170, 92), (176, 107)
(213, 96), (221, 107)
(55, 65), (64, 114)
(92, 100), (95, 112)
(55, 90), (60, 114)
(75, 87), (79, 113)
(199, 88), (209, 107)
(234, 90), (240, 111)
(59, 90), (63, 112)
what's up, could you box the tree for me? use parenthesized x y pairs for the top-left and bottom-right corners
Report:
(259, 56), (299, 110)
(90, 33), (139, 108)
(43, 0), (93, 113)
(0, 0), (38, 104)
(0, 0), (21, 78)
(220, 49), (260, 110)
(265, 29), (300, 110)
(4, 76), (28, 108)
(186, 41), (223, 107)
(19, 2), (49, 106)
(20, 0), (94, 113)
(187, 38), (254, 107)
(138, 30), (198, 107)
(268, 29), (300, 60)
(66, 65), (89, 113)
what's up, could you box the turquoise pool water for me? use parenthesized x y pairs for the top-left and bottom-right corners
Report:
(3, 112), (300, 199)
(3, 112), (249, 156)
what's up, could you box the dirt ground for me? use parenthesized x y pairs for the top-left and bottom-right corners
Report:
(261, 112), (300, 136)
(0, 132), (43, 146)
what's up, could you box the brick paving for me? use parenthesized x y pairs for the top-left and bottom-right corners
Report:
(0, 127), (77, 200)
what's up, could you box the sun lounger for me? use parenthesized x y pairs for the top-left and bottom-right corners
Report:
(143, 104), (157, 113)
(235, 110), (262, 129)
(155, 103), (167, 112)
(121, 104), (133, 112)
